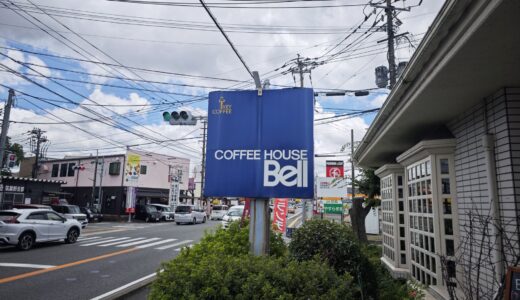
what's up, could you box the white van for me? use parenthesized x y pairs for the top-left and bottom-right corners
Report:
(210, 205), (229, 220)
(221, 205), (244, 229)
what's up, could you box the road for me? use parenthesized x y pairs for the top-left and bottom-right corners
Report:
(0, 220), (219, 300)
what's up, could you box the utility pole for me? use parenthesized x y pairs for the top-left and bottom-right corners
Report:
(297, 54), (304, 88)
(385, 0), (397, 89)
(200, 119), (207, 206)
(91, 150), (98, 206)
(30, 128), (47, 178)
(351, 129), (355, 200)
(97, 156), (104, 210)
(0, 89), (15, 170)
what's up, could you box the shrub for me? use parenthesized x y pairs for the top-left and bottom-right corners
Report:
(150, 253), (356, 300)
(288, 219), (378, 299)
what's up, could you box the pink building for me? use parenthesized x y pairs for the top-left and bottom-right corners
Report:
(38, 150), (190, 215)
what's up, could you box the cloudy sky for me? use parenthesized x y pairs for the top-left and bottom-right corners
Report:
(0, 0), (445, 177)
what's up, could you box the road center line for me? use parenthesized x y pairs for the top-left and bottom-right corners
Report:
(0, 248), (137, 285)
(0, 263), (55, 269)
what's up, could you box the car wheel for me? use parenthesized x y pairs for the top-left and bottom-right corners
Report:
(203, 216), (206, 223)
(17, 232), (35, 251)
(65, 228), (79, 244)
(192, 218), (196, 225)
(176, 222), (181, 225)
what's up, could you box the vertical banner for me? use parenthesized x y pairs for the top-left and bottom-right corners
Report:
(125, 186), (136, 213)
(125, 154), (141, 185)
(242, 198), (251, 221)
(272, 198), (288, 232)
(326, 160), (344, 178)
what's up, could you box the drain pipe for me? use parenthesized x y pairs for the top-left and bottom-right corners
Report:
(481, 134), (505, 282)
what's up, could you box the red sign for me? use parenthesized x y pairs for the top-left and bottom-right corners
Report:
(242, 198), (251, 221)
(326, 160), (344, 178)
(272, 198), (288, 232)
(125, 207), (135, 214)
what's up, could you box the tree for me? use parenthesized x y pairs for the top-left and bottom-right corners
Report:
(350, 168), (380, 243)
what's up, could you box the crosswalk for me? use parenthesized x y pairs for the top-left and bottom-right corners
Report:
(76, 236), (193, 251)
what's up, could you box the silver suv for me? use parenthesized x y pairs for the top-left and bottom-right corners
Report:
(0, 209), (82, 250)
(51, 205), (88, 228)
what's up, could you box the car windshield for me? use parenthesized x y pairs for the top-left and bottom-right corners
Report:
(228, 210), (243, 217)
(175, 206), (192, 213)
(146, 206), (158, 212)
(68, 206), (81, 214)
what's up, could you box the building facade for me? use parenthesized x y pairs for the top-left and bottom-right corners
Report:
(354, 0), (519, 299)
(0, 176), (64, 210)
(38, 150), (190, 215)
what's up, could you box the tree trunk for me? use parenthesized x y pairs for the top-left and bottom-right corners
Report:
(349, 198), (373, 244)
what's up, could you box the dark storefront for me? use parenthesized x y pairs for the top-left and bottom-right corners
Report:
(0, 176), (64, 210)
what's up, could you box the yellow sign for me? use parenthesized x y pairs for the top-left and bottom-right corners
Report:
(126, 154), (141, 183)
(212, 96), (232, 115)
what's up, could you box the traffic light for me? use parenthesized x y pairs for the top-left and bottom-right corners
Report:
(7, 153), (16, 168)
(375, 66), (389, 88)
(162, 111), (197, 125)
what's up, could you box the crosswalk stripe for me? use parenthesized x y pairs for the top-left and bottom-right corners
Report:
(174, 244), (193, 251)
(78, 237), (114, 244)
(100, 238), (145, 247)
(135, 239), (177, 249)
(77, 236), (101, 241)
(116, 238), (161, 247)
(155, 240), (193, 250)
(81, 237), (130, 246)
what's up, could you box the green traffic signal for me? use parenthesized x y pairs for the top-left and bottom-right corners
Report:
(162, 112), (171, 122)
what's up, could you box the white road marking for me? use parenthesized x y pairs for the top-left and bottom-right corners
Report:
(90, 270), (162, 300)
(155, 240), (193, 250)
(0, 263), (55, 269)
(135, 239), (177, 249)
(81, 237), (131, 246)
(99, 238), (145, 247)
(77, 236), (101, 241)
(78, 237), (114, 244)
(116, 238), (161, 247)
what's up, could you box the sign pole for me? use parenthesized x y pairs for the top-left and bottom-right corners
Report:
(249, 198), (270, 255)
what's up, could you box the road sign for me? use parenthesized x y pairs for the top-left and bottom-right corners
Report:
(205, 88), (314, 198)
(324, 203), (343, 214)
(326, 160), (344, 177)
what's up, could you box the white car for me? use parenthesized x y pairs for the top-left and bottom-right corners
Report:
(0, 209), (82, 250)
(149, 204), (175, 221)
(174, 205), (207, 225)
(51, 205), (88, 228)
(222, 205), (244, 229)
(210, 205), (229, 220)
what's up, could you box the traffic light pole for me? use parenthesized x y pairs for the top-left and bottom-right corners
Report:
(0, 89), (14, 170)
(385, 0), (397, 89)
(91, 150), (98, 206)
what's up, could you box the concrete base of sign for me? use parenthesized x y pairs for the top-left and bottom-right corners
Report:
(249, 198), (270, 255)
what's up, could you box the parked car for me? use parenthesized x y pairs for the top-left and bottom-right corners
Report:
(210, 205), (229, 220)
(175, 205), (206, 225)
(149, 204), (175, 221)
(51, 205), (88, 228)
(222, 205), (244, 229)
(0, 209), (82, 250)
(80, 207), (103, 222)
(12, 204), (51, 210)
(135, 204), (161, 222)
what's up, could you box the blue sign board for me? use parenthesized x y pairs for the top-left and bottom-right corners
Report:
(205, 88), (314, 198)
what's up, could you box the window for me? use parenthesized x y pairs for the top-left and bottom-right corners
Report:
(446, 239), (455, 256)
(400, 227), (405, 238)
(109, 162), (121, 175)
(140, 165), (147, 175)
(51, 164), (59, 177)
(399, 201), (404, 211)
(60, 163), (68, 177)
(47, 212), (63, 221)
(401, 253), (406, 264)
(440, 159), (449, 174)
(400, 239), (405, 250)
(447, 261), (456, 278)
(445, 219), (453, 235)
(27, 212), (47, 220)
(398, 175), (403, 186)
(442, 178), (451, 194)
(443, 198), (452, 214)
(67, 163), (76, 177)
(399, 214), (404, 224)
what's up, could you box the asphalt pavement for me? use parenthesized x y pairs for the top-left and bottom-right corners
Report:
(0, 219), (219, 300)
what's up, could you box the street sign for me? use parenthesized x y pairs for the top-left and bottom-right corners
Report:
(205, 88), (314, 198)
(272, 198), (288, 232)
(326, 160), (344, 177)
(324, 203), (343, 214)
(317, 177), (349, 198)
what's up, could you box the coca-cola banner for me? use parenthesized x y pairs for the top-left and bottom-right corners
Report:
(272, 198), (288, 232)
